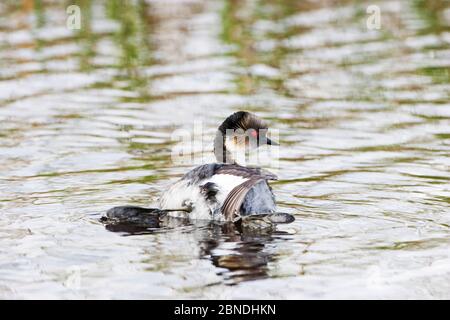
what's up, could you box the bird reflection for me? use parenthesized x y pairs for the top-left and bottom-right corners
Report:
(102, 215), (290, 285)
(197, 222), (278, 285)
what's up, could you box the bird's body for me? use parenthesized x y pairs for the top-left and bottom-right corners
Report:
(159, 163), (277, 221)
(104, 111), (294, 229)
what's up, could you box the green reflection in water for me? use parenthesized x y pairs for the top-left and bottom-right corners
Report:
(33, 0), (46, 29)
(106, 0), (154, 97)
(72, 0), (95, 71)
(413, 0), (450, 34)
(413, 0), (450, 86)
(221, 0), (259, 95)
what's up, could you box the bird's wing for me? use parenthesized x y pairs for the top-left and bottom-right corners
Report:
(215, 164), (277, 180)
(221, 177), (264, 221)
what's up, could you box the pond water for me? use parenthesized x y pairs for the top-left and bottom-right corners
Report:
(0, 0), (449, 299)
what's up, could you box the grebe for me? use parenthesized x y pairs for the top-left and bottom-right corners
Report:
(104, 111), (294, 230)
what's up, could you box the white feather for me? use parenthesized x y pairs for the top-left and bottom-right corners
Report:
(159, 173), (248, 221)
(204, 174), (247, 205)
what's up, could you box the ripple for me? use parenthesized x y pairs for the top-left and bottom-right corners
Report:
(0, 0), (449, 299)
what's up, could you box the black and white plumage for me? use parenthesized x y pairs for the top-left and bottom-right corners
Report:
(105, 111), (294, 227)
(159, 163), (277, 221)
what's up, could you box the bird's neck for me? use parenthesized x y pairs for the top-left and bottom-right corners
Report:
(214, 130), (236, 164)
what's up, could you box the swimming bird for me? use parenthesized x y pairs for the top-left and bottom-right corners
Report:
(104, 111), (294, 230)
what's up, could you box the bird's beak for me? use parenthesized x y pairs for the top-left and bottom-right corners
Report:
(266, 138), (279, 146)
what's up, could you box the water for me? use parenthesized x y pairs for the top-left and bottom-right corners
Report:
(0, 0), (449, 299)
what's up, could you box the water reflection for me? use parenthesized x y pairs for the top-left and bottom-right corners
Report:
(105, 217), (289, 285)
(103, 217), (290, 285)
(1, 0), (450, 298)
(202, 224), (278, 285)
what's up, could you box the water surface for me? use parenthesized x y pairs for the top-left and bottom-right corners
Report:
(0, 0), (449, 299)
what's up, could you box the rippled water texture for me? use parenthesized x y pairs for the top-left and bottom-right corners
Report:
(0, 0), (449, 299)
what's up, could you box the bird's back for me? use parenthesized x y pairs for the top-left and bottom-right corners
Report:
(159, 163), (277, 221)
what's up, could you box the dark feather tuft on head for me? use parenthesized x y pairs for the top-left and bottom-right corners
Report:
(218, 111), (268, 134)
